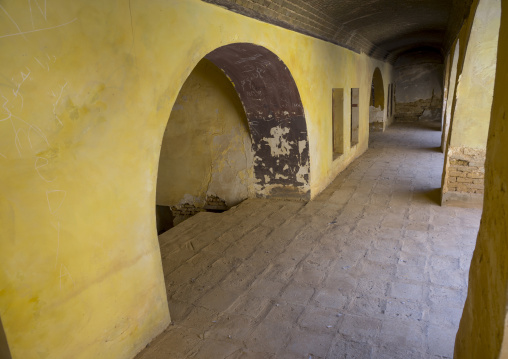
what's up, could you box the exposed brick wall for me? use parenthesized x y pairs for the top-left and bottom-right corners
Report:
(444, 147), (485, 196)
(203, 195), (228, 211)
(170, 203), (204, 218)
(170, 195), (229, 225)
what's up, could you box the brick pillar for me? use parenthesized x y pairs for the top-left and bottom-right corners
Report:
(442, 147), (485, 205)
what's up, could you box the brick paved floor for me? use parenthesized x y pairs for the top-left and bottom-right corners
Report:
(136, 122), (482, 359)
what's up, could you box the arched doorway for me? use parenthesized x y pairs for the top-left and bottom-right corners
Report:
(205, 44), (310, 200)
(369, 68), (385, 132)
(156, 43), (310, 231)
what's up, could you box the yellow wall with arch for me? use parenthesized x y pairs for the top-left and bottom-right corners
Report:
(0, 0), (393, 357)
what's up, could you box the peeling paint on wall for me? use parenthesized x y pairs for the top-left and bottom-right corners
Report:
(262, 126), (293, 157)
(205, 43), (311, 200)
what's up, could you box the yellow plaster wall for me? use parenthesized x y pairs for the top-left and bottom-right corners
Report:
(156, 58), (254, 209)
(441, 0), (493, 152)
(454, 1), (508, 357)
(440, 53), (451, 131)
(448, 0), (501, 149)
(0, 0), (393, 357)
(441, 0), (500, 204)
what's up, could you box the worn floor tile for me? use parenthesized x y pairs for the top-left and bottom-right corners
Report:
(136, 123), (482, 359)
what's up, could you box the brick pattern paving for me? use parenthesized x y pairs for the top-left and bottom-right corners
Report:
(136, 122), (482, 359)
(444, 147), (485, 195)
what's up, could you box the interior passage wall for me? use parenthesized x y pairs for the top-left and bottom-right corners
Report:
(368, 68), (385, 132)
(156, 59), (254, 219)
(394, 50), (444, 122)
(0, 0), (393, 358)
(440, 54), (452, 131)
(442, 42), (461, 152)
(454, 0), (507, 357)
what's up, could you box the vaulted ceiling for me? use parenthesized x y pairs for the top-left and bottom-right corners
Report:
(203, 0), (473, 63)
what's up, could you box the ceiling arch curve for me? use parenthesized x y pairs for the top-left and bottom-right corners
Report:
(204, 0), (473, 63)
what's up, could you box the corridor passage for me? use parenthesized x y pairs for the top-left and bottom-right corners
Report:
(137, 123), (482, 359)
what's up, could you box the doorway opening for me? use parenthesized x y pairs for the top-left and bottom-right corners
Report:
(156, 43), (311, 233)
(156, 58), (254, 233)
(369, 68), (385, 132)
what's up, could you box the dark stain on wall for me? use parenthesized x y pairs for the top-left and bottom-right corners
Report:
(205, 43), (310, 199)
